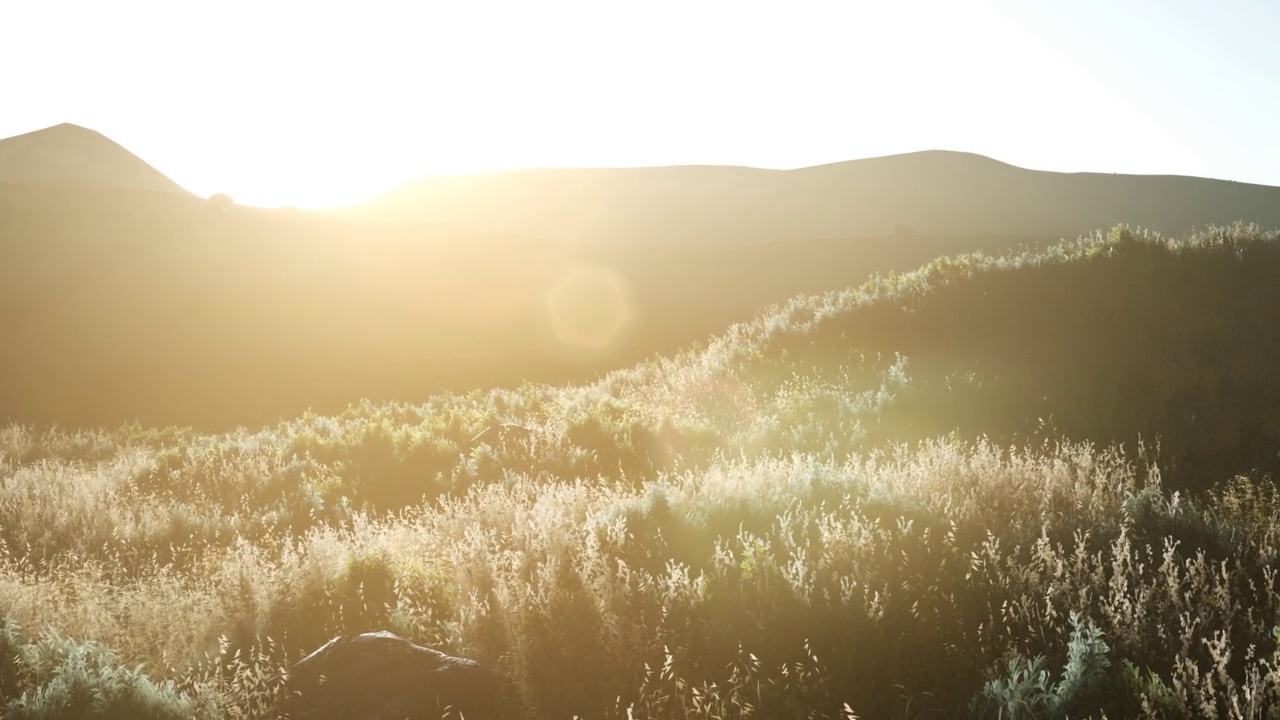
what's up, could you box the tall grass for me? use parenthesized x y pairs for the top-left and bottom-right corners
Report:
(4, 436), (1280, 717)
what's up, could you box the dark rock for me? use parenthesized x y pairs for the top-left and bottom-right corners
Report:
(284, 631), (504, 719)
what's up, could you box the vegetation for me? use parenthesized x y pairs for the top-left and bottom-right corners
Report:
(3, 223), (1280, 718)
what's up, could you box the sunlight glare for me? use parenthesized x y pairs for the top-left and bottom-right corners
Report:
(545, 264), (632, 352)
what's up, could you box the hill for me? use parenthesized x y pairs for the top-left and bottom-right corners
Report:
(6, 124), (1278, 431)
(0, 176), (1056, 429)
(351, 150), (1280, 245)
(665, 222), (1280, 491)
(0, 123), (190, 195)
(2, 225), (1280, 719)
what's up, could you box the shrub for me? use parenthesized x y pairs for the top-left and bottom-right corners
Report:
(5, 634), (195, 720)
(975, 613), (1119, 719)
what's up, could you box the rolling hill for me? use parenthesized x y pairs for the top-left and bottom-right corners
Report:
(4, 123), (1279, 432)
(350, 150), (1280, 246)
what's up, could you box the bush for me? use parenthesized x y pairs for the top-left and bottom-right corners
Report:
(5, 634), (195, 720)
(976, 613), (1117, 719)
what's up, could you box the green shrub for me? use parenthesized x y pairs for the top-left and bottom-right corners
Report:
(976, 654), (1055, 720)
(1124, 485), (1237, 560)
(6, 634), (195, 720)
(976, 613), (1116, 719)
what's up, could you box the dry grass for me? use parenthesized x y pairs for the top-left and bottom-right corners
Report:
(4, 433), (1280, 718)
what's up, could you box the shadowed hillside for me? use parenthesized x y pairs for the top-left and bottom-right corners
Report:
(352, 151), (1280, 246)
(679, 222), (1280, 492)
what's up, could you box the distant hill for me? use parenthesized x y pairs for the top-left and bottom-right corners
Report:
(0, 123), (190, 195)
(351, 151), (1280, 246)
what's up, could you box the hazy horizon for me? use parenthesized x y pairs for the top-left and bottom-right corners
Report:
(3, 0), (1276, 208)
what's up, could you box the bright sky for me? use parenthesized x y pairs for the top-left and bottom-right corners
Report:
(2, 0), (1276, 208)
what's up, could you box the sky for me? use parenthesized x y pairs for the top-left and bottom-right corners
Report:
(1, 0), (1276, 208)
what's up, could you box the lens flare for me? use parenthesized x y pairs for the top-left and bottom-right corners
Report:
(545, 264), (632, 352)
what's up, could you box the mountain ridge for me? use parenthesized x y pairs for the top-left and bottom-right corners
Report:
(5, 122), (1277, 238)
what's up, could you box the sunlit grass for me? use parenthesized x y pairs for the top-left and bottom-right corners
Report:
(4, 435), (1280, 717)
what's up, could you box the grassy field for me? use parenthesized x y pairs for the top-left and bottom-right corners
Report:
(3, 223), (1280, 718)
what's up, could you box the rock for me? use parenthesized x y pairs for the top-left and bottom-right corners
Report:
(284, 631), (504, 719)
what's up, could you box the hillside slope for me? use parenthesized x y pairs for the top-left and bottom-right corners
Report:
(352, 151), (1280, 245)
(631, 222), (1280, 491)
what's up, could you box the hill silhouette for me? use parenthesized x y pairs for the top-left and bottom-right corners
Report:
(0, 123), (189, 195)
(353, 150), (1280, 245)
